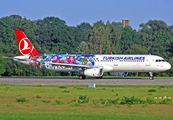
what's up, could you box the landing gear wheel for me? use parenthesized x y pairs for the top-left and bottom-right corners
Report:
(96, 76), (103, 79)
(79, 75), (86, 80)
(79, 75), (83, 80)
(82, 75), (86, 79)
(149, 72), (154, 80)
(150, 76), (154, 80)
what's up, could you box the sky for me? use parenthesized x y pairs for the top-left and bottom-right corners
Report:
(0, 0), (173, 30)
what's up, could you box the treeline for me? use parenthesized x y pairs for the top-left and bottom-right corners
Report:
(0, 15), (173, 77)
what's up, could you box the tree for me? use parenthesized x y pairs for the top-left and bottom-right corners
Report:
(120, 26), (142, 53)
(87, 20), (111, 54)
(110, 22), (123, 54)
(0, 42), (5, 75)
(73, 22), (92, 52)
(35, 19), (51, 53)
(124, 44), (149, 54)
(76, 41), (87, 54)
(139, 20), (173, 58)
(139, 20), (173, 77)
(40, 17), (76, 53)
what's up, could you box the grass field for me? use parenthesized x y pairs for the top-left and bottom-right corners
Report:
(0, 84), (173, 120)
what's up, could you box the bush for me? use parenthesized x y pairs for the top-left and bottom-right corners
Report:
(138, 99), (147, 104)
(100, 98), (106, 104)
(159, 99), (171, 104)
(141, 104), (148, 108)
(159, 85), (165, 88)
(55, 100), (65, 105)
(71, 99), (77, 103)
(76, 87), (85, 90)
(35, 94), (42, 98)
(78, 95), (89, 103)
(106, 98), (119, 106)
(5, 104), (14, 107)
(58, 85), (67, 89)
(148, 88), (157, 92)
(71, 103), (82, 107)
(79, 95), (87, 100)
(146, 97), (156, 104)
(147, 92), (152, 95)
(102, 87), (106, 90)
(120, 96), (139, 105)
(93, 100), (100, 105)
(62, 90), (69, 93)
(16, 97), (28, 103)
(42, 100), (51, 103)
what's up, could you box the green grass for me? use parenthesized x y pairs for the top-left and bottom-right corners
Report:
(0, 113), (172, 120)
(0, 84), (173, 119)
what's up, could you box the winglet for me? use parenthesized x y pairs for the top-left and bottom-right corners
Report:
(15, 30), (41, 56)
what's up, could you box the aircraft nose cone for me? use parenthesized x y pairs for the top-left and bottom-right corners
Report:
(166, 62), (171, 70)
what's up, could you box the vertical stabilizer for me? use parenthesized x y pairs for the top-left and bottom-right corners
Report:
(15, 30), (41, 56)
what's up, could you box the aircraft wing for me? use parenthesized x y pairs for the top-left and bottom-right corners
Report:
(50, 63), (98, 68)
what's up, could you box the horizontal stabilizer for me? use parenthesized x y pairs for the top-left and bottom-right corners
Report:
(3, 56), (13, 59)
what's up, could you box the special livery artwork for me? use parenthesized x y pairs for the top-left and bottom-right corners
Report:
(29, 54), (96, 70)
(7, 30), (171, 80)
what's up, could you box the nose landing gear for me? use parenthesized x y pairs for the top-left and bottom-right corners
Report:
(149, 72), (154, 80)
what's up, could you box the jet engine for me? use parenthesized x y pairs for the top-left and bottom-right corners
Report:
(108, 72), (128, 76)
(83, 68), (103, 77)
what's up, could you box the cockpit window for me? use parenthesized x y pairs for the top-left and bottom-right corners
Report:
(156, 59), (165, 62)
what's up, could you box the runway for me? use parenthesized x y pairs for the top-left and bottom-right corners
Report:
(0, 78), (173, 86)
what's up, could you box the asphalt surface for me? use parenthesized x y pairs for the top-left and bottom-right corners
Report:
(0, 78), (173, 85)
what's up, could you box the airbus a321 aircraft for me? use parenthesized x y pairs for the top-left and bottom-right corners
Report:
(6, 30), (171, 80)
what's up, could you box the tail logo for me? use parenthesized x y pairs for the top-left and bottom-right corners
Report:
(19, 38), (33, 55)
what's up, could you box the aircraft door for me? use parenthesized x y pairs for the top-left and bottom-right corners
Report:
(114, 60), (118, 66)
(145, 56), (150, 66)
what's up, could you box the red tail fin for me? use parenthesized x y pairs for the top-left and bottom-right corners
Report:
(15, 30), (41, 56)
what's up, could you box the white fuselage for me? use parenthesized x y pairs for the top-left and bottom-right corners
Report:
(94, 55), (171, 72)
(13, 54), (171, 73)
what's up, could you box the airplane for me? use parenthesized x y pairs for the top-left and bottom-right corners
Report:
(5, 30), (171, 80)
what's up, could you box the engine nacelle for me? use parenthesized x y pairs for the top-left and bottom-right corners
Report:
(108, 72), (128, 76)
(83, 68), (103, 77)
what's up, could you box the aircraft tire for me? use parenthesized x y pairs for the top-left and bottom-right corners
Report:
(79, 75), (83, 80)
(79, 75), (86, 80)
(150, 76), (154, 80)
(96, 76), (103, 79)
(82, 75), (86, 79)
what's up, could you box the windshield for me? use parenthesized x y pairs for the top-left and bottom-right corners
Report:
(156, 59), (165, 62)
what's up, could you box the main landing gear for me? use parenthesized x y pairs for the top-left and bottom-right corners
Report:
(149, 72), (154, 80)
(79, 75), (103, 80)
(79, 75), (86, 80)
(96, 76), (103, 79)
